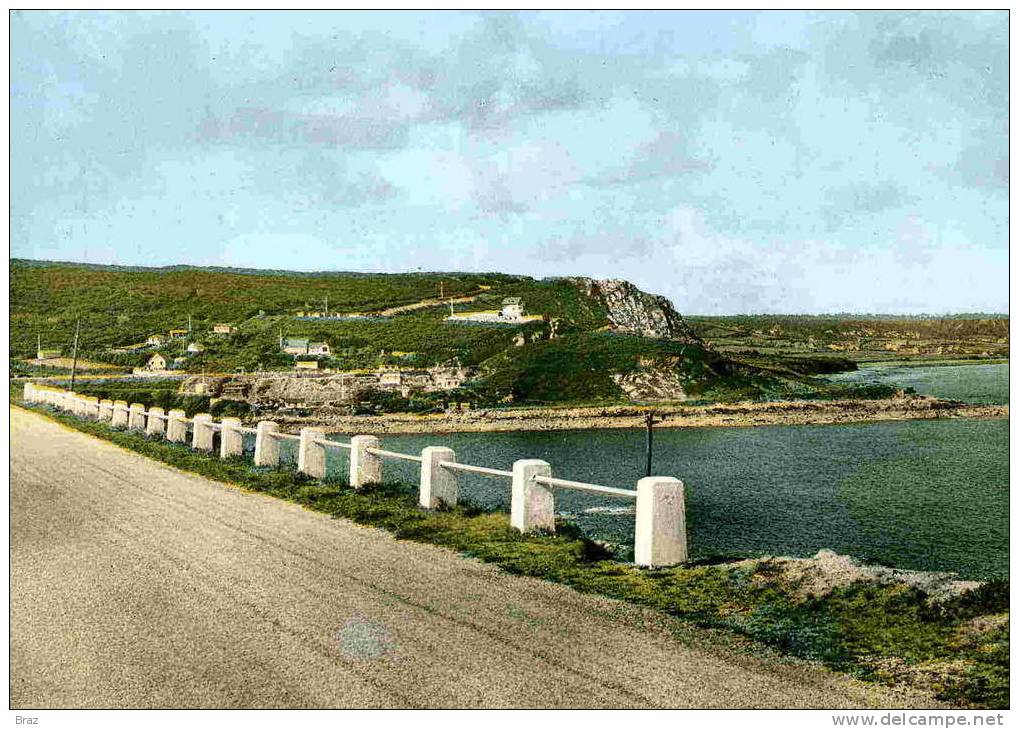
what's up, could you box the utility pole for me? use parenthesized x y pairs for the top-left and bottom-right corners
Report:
(439, 280), (444, 300)
(188, 313), (192, 334)
(449, 300), (454, 318)
(69, 318), (81, 393)
(324, 295), (329, 317)
(36, 334), (41, 358)
(644, 410), (666, 477)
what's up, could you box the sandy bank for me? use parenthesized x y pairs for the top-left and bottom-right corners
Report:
(272, 395), (1008, 435)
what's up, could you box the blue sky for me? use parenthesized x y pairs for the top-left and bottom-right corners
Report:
(10, 10), (1008, 313)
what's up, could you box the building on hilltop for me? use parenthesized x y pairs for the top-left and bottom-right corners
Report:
(212, 323), (235, 335)
(146, 334), (166, 346)
(308, 342), (330, 356)
(187, 342), (205, 354)
(500, 297), (524, 320)
(168, 329), (188, 339)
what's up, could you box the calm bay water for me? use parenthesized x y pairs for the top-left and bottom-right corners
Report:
(826, 362), (1009, 405)
(268, 364), (1008, 580)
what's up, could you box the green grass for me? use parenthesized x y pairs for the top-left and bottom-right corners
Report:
(14, 392), (1009, 708)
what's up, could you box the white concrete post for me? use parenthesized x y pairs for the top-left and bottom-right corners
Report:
(128, 403), (147, 431)
(191, 413), (214, 452)
(74, 395), (86, 417)
(98, 399), (114, 422)
(111, 401), (129, 428)
(511, 459), (555, 534)
(634, 477), (687, 568)
(166, 409), (188, 443)
(86, 397), (100, 420)
(220, 417), (243, 459)
(349, 435), (381, 488)
(23, 383), (35, 403)
(146, 406), (166, 437)
(298, 427), (327, 479)
(254, 421), (280, 467)
(420, 446), (457, 509)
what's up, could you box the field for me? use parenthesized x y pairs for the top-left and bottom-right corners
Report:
(688, 315), (1008, 365)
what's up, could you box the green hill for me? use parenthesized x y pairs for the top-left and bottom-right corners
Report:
(10, 259), (838, 406)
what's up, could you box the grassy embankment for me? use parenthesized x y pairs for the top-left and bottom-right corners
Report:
(12, 385), (1008, 709)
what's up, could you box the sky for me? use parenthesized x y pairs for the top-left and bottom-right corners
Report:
(10, 10), (1009, 314)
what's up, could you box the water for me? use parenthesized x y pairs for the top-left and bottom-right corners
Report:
(826, 362), (1009, 405)
(319, 364), (1008, 580)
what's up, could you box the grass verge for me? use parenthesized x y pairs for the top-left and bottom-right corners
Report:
(13, 394), (1009, 708)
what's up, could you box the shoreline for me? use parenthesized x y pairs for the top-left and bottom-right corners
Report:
(272, 396), (1009, 434)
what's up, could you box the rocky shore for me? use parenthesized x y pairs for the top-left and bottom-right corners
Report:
(272, 394), (1008, 434)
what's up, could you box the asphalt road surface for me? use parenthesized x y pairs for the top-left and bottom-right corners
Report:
(10, 407), (938, 709)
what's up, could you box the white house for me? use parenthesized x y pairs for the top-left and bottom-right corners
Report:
(145, 353), (168, 371)
(146, 334), (165, 346)
(308, 342), (330, 356)
(500, 297), (524, 320)
(212, 323), (235, 335)
(187, 342), (205, 354)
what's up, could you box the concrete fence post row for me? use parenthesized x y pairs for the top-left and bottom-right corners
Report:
(23, 385), (689, 567)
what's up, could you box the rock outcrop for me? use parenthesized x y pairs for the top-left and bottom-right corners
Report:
(612, 369), (689, 402)
(577, 278), (703, 343)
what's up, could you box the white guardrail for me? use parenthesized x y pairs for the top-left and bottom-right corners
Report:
(22, 383), (687, 567)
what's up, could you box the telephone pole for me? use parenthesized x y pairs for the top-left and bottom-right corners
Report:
(644, 410), (666, 477)
(69, 318), (81, 393)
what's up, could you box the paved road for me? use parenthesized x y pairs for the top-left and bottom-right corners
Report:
(10, 407), (938, 709)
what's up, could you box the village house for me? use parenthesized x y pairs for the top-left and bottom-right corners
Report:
(146, 334), (166, 346)
(144, 353), (168, 371)
(187, 342), (205, 354)
(500, 297), (524, 320)
(428, 363), (470, 390)
(168, 329), (188, 339)
(35, 347), (61, 360)
(308, 341), (330, 356)
(212, 323), (235, 335)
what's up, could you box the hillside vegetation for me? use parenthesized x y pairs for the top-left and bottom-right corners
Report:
(11, 260), (878, 406)
(689, 314), (1008, 365)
